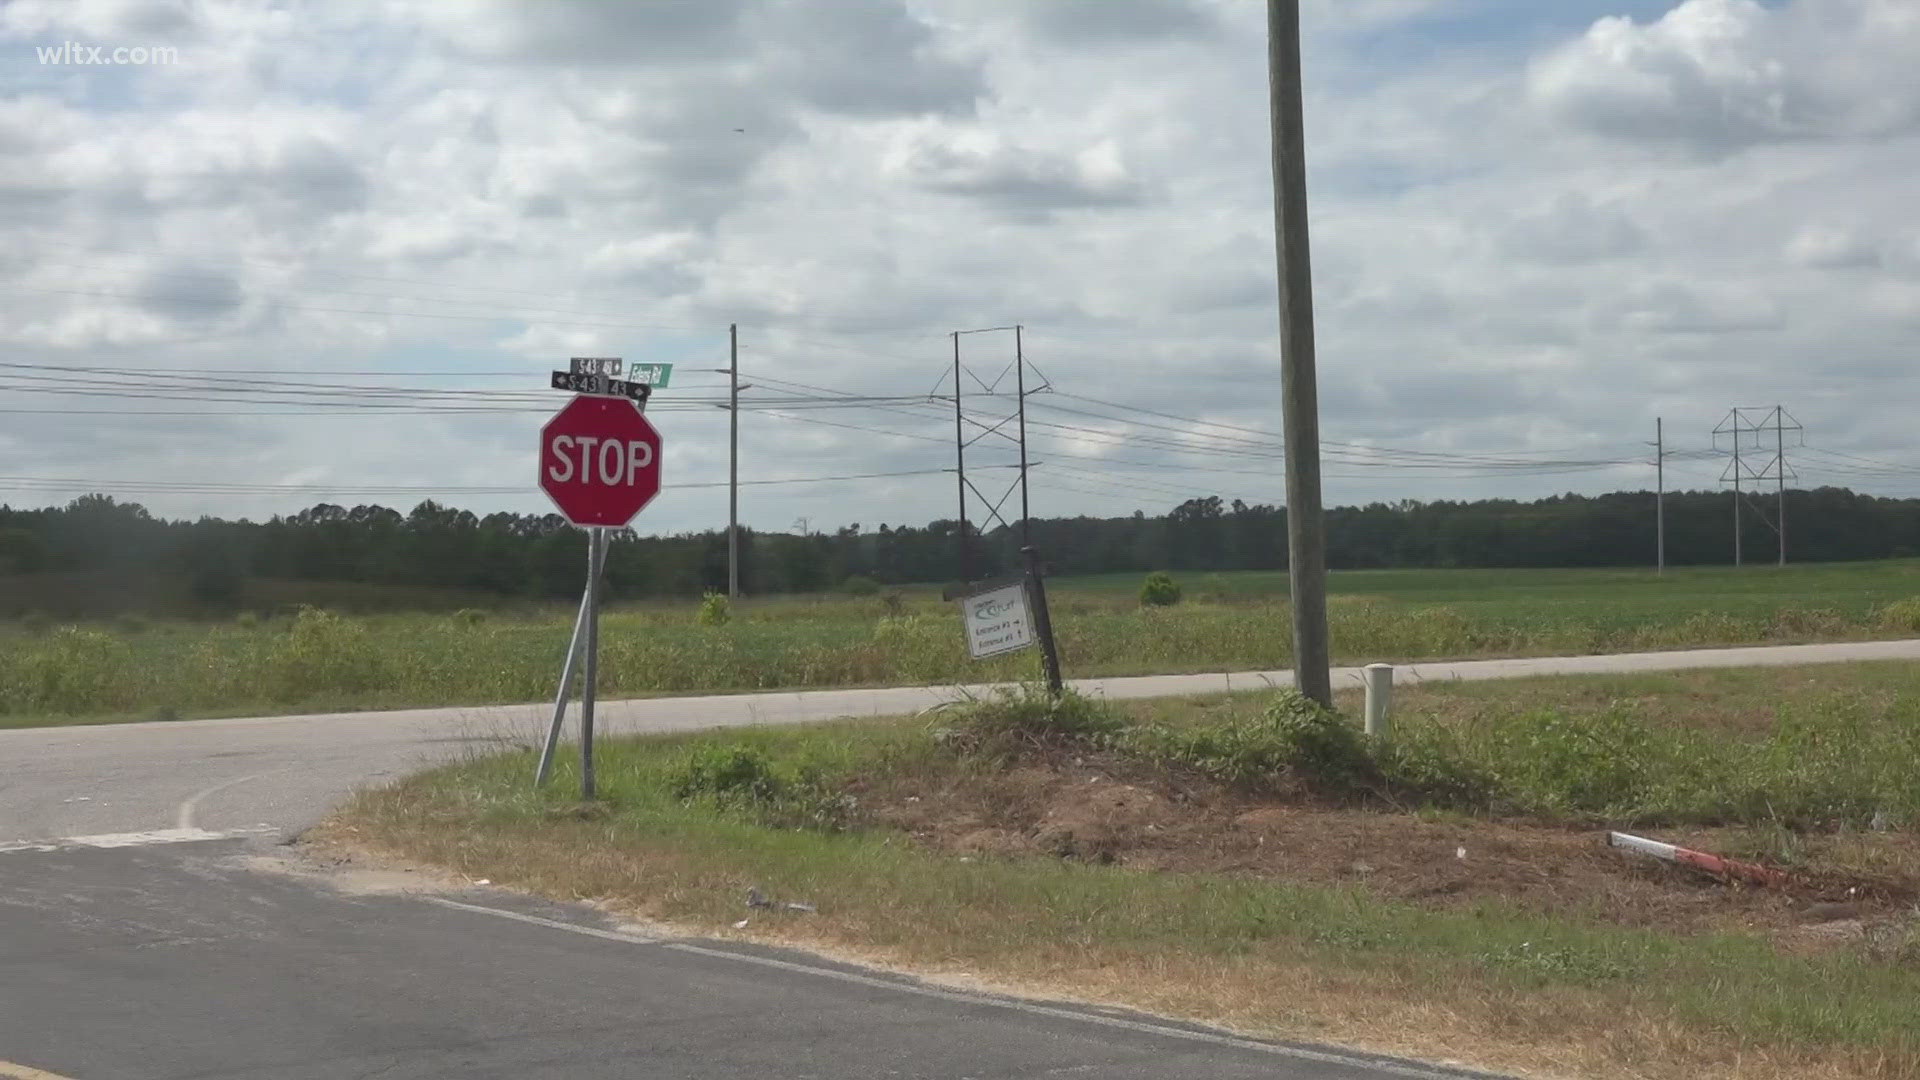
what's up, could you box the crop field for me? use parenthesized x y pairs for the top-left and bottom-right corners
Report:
(6, 560), (1920, 726)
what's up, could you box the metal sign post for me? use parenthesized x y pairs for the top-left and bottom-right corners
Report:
(533, 578), (590, 788)
(580, 526), (604, 800)
(533, 357), (663, 798)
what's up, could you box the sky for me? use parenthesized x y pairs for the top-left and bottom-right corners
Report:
(3, 0), (1920, 534)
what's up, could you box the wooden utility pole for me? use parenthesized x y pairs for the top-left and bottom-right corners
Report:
(1266, 0), (1331, 707)
(728, 323), (740, 598)
(1656, 418), (1665, 575)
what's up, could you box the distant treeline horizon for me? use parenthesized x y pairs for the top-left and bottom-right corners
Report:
(1, 487), (1914, 604)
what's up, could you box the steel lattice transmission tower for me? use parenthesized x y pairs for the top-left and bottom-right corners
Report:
(937, 325), (1052, 584)
(1712, 406), (1802, 567)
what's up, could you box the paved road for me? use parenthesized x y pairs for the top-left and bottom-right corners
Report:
(4, 639), (1914, 1078)
(1, 839), (1496, 1080)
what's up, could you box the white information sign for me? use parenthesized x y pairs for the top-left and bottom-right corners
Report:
(960, 581), (1035, 659)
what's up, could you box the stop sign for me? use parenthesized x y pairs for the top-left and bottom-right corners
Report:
(539, 395), (663, 527)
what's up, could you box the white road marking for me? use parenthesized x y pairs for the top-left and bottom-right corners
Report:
(422, 897), (670, 946)
(176, 770), (283, 831)
(0, 827), (271, 855)
(426, 897), (1491, 1080)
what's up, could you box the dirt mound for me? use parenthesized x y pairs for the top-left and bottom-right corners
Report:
(1032, 782), (1174, 861)
(855, 756), (1920, 940)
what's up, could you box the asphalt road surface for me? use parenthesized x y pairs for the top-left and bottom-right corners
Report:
(6, 638), (1916, 1078)
(0, 839), (1498, 1080)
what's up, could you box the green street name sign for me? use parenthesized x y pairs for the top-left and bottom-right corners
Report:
(628, 362), (673, 388)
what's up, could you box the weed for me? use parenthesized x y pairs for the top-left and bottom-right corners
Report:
(1477, 940), (1632, 983)
(671, 744), (784, 803)
(666, 743), (853, 832)
(842, 574), (880, 597)
(234, 610), (260, 629)
(112, 612), (150, 635)
(1120, 690), (1375, 793)
(1878, 598), (1920, 633)
(1139, 571), (1181, 607)
(939, 686), (1124, 757)
(697, 591), (731, 626)
(2, 627), (134, 714)
(19, 610), (50, 635)
(1484, 703), (1658, 819)
(268, 606), (388, 701)
(452, 608), (488, 628)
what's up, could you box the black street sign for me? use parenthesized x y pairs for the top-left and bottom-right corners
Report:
(550, 371), (652, 402)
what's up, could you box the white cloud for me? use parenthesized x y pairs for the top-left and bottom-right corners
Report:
(5, 0), (1920, 526)
(1529, 0), (1920, 152)
(1784, 223), (1881, 269)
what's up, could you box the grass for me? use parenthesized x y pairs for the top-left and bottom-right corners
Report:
(9, 559), (1920, 727)
(330, 663), (1920, 1080)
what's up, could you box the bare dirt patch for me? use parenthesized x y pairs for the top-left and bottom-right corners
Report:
(857, 753), (1920, 940)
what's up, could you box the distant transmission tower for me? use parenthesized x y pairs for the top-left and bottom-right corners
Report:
(935, 325), (1052, 584)
(1712, 406), (1802, 567)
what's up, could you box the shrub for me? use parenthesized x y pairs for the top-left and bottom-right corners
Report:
(881, 590), (907, 617)
(698, 591), (731, 626)
(234, 610), (261, 629)
(1139, 571), (1181, 607)
(842, 574), (881, 597)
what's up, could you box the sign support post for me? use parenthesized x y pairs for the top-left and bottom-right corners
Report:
(533, 585), (591, 788)
(1021, 546), (1063, 694)
(580, 527), (604, 800)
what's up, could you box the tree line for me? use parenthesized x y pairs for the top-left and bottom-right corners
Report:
(1, 487), (1915, 605)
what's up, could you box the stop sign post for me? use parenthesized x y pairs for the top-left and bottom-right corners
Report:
(534, 370), (665, 800)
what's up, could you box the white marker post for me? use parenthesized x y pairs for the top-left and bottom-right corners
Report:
(1363, 663), (1393, 739)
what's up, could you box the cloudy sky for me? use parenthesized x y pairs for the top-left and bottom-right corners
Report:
(3, 0), (1918, 534)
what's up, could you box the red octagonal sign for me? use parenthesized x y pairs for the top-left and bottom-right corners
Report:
(540, 395), (663, 527)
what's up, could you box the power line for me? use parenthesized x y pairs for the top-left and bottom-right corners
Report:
(0, 466), (980, 499)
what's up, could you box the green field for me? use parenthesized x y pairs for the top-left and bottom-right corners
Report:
(6, 560), (1920, 727)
